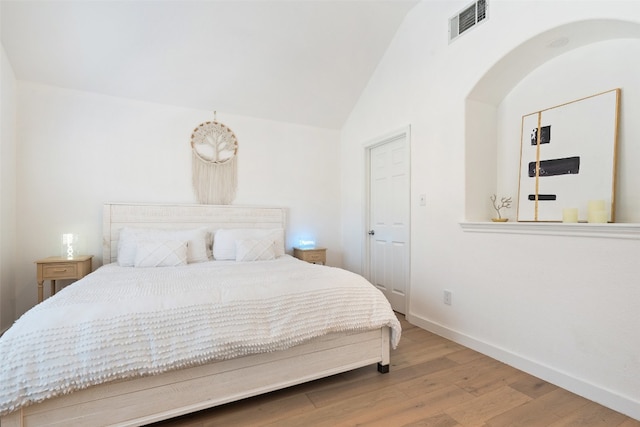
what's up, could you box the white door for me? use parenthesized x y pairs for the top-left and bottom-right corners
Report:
(366, 128), (410, 314)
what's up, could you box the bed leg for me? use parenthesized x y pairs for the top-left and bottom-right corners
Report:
(377, 363), (389, 374)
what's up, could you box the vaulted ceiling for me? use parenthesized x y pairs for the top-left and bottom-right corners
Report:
(1, 1), (418, 129)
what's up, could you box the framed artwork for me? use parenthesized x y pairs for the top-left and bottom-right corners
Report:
(517, 88), (620, 222)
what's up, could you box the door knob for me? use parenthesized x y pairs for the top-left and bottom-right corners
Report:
(368, 230), (375, 235)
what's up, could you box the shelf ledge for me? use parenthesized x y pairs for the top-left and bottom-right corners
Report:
(459, 221), (640, 240)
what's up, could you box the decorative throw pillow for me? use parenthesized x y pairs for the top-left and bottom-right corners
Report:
(117, 227), (209, 266)
(134, 240), (188, 267)
(213, 228), (284, 260)
(235, 239), (276, 262)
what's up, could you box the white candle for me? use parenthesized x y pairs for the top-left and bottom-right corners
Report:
(562, 208), (578, 223)
(587, 200), (605, 214)
(588, 210), (608, 223)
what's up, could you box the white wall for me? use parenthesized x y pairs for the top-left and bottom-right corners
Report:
(341, 0), (640, 419)
(0, 45), (17, 333)
(15, 82), (341, 316)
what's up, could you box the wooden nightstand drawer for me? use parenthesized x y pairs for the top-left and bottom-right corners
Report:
(304, 252), (325, 263)
(293, 248), (326, 265)
(43, 263), (78, 279)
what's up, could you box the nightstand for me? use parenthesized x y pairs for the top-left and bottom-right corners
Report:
(293, 247), (326, 265)
(35, 255), (93, 303)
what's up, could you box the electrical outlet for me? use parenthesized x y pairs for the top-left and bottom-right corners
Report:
(444, 290), (452, 306)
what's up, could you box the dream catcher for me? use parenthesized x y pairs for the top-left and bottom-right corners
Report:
(190, 112), (239, 204)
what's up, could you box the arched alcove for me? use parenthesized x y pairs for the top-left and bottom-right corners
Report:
(464, 19), (640, 225)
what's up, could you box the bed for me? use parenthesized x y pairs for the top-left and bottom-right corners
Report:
(0, 203), (401, 427)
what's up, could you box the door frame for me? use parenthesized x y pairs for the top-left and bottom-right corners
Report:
(362, 125), (411, 314)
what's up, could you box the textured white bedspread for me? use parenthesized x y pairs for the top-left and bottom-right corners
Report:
(0, 256), (400, 416)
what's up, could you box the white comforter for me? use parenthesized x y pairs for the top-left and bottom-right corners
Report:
(0, 256), (401, 416)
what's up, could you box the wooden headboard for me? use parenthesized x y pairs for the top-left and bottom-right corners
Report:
(103, 203), (287, 264)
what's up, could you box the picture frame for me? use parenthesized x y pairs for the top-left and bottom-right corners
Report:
(517, 89), (620, 222)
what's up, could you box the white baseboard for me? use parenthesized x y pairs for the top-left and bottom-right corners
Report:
(406, 313), (640, 421)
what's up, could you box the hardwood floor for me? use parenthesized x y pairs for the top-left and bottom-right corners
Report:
(152, 315), (639, 427)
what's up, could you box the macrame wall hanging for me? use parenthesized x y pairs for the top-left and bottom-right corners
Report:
(190, 112), (239, 205)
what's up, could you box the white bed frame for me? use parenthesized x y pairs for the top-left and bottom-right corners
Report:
(1, 203), (391, 427)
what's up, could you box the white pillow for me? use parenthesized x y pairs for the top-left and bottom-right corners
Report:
(134, 240), (188, 267)
(213, 228), (285, 260)
(117, 227), (209, 266)
(235, 239), (276, 262)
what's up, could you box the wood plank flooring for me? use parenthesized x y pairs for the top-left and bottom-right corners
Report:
(152, 315), (639, 427)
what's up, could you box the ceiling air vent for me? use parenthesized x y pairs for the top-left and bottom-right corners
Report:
(449, 0), (488, 43)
